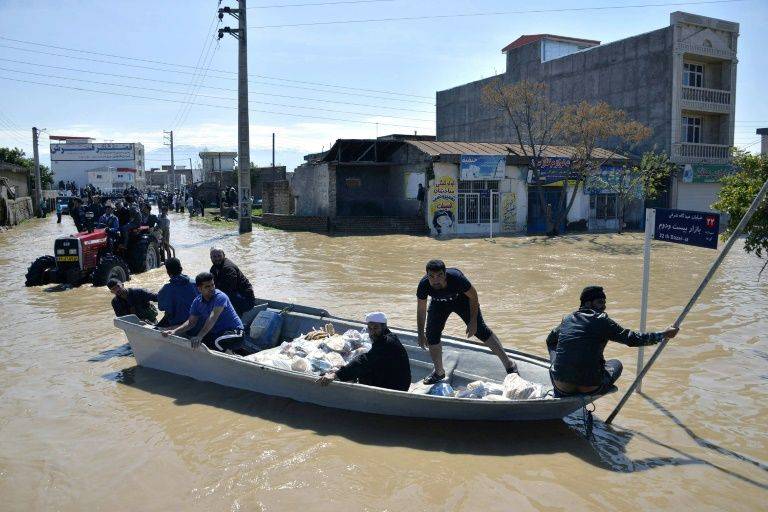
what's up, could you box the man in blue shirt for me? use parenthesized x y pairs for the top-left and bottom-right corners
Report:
(97, 203), (120, 230)
(161, 272), (244, 353)
(156, 258), (199, 329)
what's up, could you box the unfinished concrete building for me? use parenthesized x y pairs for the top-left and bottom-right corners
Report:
(437, 11), (739, 214)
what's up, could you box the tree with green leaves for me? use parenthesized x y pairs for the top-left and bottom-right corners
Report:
(0, 146), (55, 191)
(557, 101), (651, 234)
(588, 149), (675, 233)
(712, 150), (768, 275)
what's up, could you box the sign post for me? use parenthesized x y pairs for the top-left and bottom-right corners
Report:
(636, 208), (656, 392)
(606, 205), (731, 424)
(489, 192), (493, 239)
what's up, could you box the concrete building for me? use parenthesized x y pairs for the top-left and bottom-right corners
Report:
(49, 136), (145, 189)
(437, 11), (739, 215)
(286, 135), (621, 236)
(252, 165), (287, 202)
(86, 167), (136, 194)
(199, 151), (237, 181)
(758, 128), (768, 156)
(0, 161), (29, 198)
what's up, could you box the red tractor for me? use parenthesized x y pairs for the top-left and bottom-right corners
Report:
(25, 225), (162, 287)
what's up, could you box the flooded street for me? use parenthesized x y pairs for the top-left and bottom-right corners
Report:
(0, 212), (766, 511)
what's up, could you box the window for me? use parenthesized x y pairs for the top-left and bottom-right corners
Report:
(683, 63), (704, 88)
(682, 116), (702, 143)
(590, 194), (617, 220)
(458, 180), (499, 192)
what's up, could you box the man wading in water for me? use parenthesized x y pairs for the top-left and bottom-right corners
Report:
(546, 286), (680, 396)
(417, 259), (517, 384)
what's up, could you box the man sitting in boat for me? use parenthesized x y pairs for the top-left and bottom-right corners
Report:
(416, 259), (517, 385)
(317, 312), (411, 391)
(160, 272), (244, 353)
(108, 278), (158, 324)
(209, 246), (256, 317)
(156, 257), (200, 330)
(546, 286), (680, 396)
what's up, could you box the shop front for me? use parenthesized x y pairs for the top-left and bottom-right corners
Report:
(427, 154), (527, 237)
(675, 163), (734, 213)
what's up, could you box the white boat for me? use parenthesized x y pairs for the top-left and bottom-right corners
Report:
(114, 299), (614, 421)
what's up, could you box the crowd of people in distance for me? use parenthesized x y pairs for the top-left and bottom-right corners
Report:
(110, 252), (681, 397)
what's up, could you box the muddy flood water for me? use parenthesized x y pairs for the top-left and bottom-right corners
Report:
(0, 212), (766, 511)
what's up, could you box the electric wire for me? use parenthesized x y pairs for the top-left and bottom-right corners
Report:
(248, 0), (395, 8)
(171, 14), (220, 129)
(248, 0), (746, 28)
(0, 67), (433, 122)
(0, 57), (434, 115)
(0, 36), (432, 99)
(0, 76), (434, 130)
(0, 57), (435, 113)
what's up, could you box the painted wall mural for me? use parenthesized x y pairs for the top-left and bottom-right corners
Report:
(430, 175), (457, 235)
(500, 192), (518, 232)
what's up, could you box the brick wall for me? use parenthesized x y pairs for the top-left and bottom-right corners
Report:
(1, 196), (33, 226)
(254, 214), (329, 232)
(330, 216), (428, 235)
(263, 180), (291, 214)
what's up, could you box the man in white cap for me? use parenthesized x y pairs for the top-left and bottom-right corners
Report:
(318, 312), (411, 391)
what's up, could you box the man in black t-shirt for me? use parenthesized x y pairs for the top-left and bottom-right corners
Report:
(416, 259), (517, 384)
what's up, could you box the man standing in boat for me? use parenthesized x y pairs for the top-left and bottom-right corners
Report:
(546, 286), (679, 396)
(318, 312), (411, 391)
(416, 260), (517, 384)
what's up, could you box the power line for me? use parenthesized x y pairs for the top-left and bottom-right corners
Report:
(0, 36), (432, 99)
(0, 75), (434, 130)
(248, 0), (395, 8)
(0, 110), (29, 141)
(175, 32), (221, 130)
(248, 0), (746, 28)
(0, 67), (433, 122)
(0, 43), (434, 105)
(171, 14), (220, 129)
(0, 57), (435, 114)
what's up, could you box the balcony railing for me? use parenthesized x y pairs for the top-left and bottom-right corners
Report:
(672, 143), (731, 162)
(682, 86), (731, 105)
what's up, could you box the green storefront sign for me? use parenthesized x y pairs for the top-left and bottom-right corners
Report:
(682, 163), (734, 183)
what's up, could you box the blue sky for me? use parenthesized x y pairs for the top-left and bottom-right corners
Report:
(0, 0), (765, 173)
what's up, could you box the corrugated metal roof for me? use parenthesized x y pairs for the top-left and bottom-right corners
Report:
(405, 140), (623, 160)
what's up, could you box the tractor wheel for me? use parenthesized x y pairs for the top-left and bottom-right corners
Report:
(25, 255), (56, 287)
(128, 238), (159, 274)
(92, 255), (130, 287)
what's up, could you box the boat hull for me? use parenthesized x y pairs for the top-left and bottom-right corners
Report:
(114, 304), (610, 421)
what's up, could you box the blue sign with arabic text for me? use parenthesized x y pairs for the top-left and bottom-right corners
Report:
(460, 154), (506, 181)
(653, 208), (720, 249)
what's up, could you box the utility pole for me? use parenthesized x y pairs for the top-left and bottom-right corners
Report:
(272, 132), (275, 169)
(219, 0), (252, 233)
(163, 130), (175, 190)
(31, 127), (43, 216)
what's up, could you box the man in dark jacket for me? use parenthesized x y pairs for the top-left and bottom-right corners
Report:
(120, 195), (143, 246)
(140, 203), (158, 228)
(156, 258), (200, 328)
(318, 312), (411, 391)
(70, 197), (84, 232)
(209, 246), (255, 316)
(108, 278), (159, 324)
(546, 286), (679, 396)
